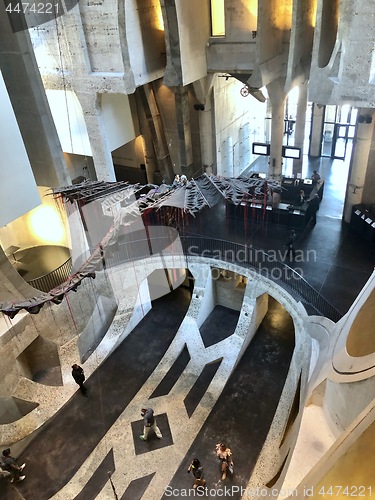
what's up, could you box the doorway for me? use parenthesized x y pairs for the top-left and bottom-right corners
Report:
(322, 105), (357, 159)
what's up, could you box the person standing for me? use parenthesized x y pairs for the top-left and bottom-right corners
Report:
(187, 458), (206, 489)
(307, 193), (320, 225)
(294, 190), (306, 206)
(215, 443), (234, 480)
(71, 364), (87, 397)
(311, 170), (321, 184)
(139, 407), (162, 441)
(1, 449), (25, 482)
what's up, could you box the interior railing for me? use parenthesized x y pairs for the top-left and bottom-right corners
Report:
(28, 258), (72, 293)
(104, 234), (342, 322)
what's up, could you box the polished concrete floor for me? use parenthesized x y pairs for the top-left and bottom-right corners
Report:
(0, 156), (374, 499)
(183, 156), (374, 315)
(0, 289), (295, 500)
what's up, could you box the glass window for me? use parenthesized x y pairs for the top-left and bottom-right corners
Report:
(350, 108), (358, 125)
(211, 0), (225, 36)
(325, 105), (337, 123)
(339, 104), (350, 124)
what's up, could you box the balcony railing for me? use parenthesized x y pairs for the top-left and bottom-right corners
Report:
(104, 234), (342, 322)
(28, 258), (72, 293)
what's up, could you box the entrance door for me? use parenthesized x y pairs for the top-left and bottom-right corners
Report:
(320, 105), (357, 159)
(332, 123), (349, 159)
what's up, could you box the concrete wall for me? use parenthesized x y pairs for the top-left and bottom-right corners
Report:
(101, 94), (136, 152)
(207, 0), (255, 72)
(175, 0), (210, 85)
(46, 91), (136, 157)
(0, 71), (41, 227)
(34, 0), (166, 86)
(315, 272), (375, 437)
(224, 0), (257, 42)
(17, 336), (61, 382)
(0, 398), (38, 425)
(112, 135), (146, 169)
(77, 295), (118, 363)
(153, 80), (202, 176)
(64, 153), (95, 183)
(214, 272), (246, 311)
(195, 267), (216, 328)
(323, 377), (375, 437)
(46, 90), (92, 157)
(291, 403), (375, 497)
(236, 292), (269, 362)
(125, 0), (166, 86)
(309, 0), (375, 107)
(0, 187), (70, 252)
(0, 10), (70, 188)
(285, 0), (316, 89)
(234, 291), (309, 495)
(0, 269), (114, 401)
(213, 76), (267, 176)
(362, 126), (375, 205)
(80, 0), (125, 73)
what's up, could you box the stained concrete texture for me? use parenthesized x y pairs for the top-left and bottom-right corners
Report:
(0, 287), (295, 500)
(1, 156), (373, 499)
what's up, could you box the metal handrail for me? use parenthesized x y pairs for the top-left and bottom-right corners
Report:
(28, 258), (73, 293)
(104, 234), (342, 322)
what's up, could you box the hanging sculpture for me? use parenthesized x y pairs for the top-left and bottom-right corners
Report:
(0, 174), (281, 317)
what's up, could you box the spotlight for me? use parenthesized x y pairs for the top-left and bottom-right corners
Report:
(358, 115), (365, 123)
(365, 115), (372, 124)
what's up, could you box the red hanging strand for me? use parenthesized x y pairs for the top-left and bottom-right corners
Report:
(65, 295), (78, 331)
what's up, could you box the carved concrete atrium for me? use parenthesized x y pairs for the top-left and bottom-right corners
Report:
(0, 0), (375, 499)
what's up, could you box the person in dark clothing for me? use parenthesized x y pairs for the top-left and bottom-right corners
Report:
(307, 193), (320, 225)
(1, 449), (25, 482)
(311, 170), (321, 184)
(187, 458), (206, 489)
(294, 190), (306, 206)
(139, 407), (162, 441)
(285, 230), (297, 260)
(71, 364), (87, 396)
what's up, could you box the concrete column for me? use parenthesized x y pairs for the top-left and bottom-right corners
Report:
(138, 84), (174, 183)
(76, 92), (116, 182)
(310, 104), (324, 157)
(267, 78), (286, 181)
(292, 81), (308, 176)
(193, 76), (215, 174)
(198, 97), (214, 174)
(175, 86), (193, 177)
(135, 91), (158, 184)
(159, 0), (183, 87)
(0, 7), (70, 187)
(343, 110), (375, 222)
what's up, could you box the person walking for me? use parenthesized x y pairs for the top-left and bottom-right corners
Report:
(187, 458), (206, 489)
(139, 407), (162, 441)
(71, 364), (87, 396)
(215, 443), (234, 480)
(1, 449), (25, 482)
(285, 229), (297, 260)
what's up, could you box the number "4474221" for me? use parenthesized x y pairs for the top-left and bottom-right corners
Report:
(5, 3), (59, 14)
